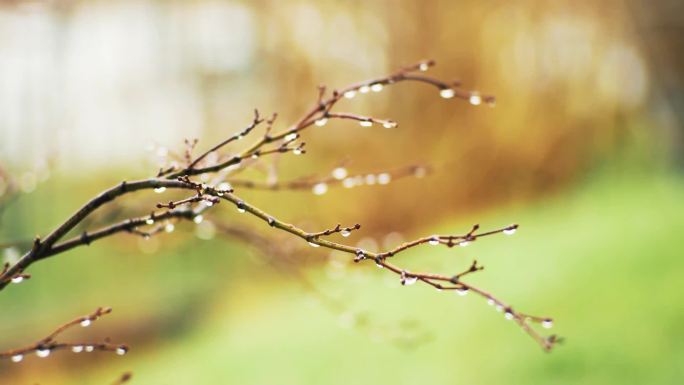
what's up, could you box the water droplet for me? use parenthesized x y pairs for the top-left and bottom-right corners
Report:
(284, 133), (298, 142)
(293, 148), (303, 155)
(440, 88), (455, 99)
(359, 120), (373, 127)
(11, 276), (24, 284)
(342, 178), (355, 188)
(236, 201), (246, 213)
(206, 201), (214, 207)
(164, 223), (175, 233)
(382, 121), (397, 129)
(469, 92), (482, 106)
(312, 183), (328, 195)
(218, 182), (232, 192)
(36, 349), (50, 358)
(308, 241), (320, 248)
(414, 167), (427, 178)
(340, 229), (351, 237)
(375, 259), (384, 268)
(11, 354), (23, 362)
(359, 85), (370, 94)
(456, 287), (469, 296)
(314, 118), (328, 127)
(503, 226), (517, 235)
(72, 345), (84, 353)
(332, 167), (348, 180)
(193, 215), (204, 224)
(505, 311), (515, 320)
(365, 174), (377, 185)
(419, 62), (429, 71)
(80, 319), (91, 327)
(251, 153), (259, 159)
(116, 346), (128, 356)
(154, 187), (166, 194)
(403, 276), (418, 285)
(496, 305), (504, 312)
(354, 249), (366, 262)
(85, 345), (95, 352)
(145, 218), (154, 225)
(487, 298), (495, 306)
(428, 236), (440, 246)
(542, 319), (553, 329)
(459, 241), (470, 247)
(237, 134), (244, 140)
(377, 173), (391, 185)
(370, 83), (383, 92)
(343, 90), (356, 99)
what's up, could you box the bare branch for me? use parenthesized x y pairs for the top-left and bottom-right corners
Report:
(0, 307), (128, 363)
(0, 60), (556, 353)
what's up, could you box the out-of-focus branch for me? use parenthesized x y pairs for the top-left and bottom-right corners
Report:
(226, 164), (430, 193)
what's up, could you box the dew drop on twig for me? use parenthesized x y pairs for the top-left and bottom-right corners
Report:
(377, 173), (391, 185)
(469, 92), (482, 106)
(312, 183), (328, 196)
(440, 89), (455, 99)
(503, 226), (517, 235)
(332, 167), (347, 180)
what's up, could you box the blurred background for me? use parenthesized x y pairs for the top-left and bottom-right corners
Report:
(0, 0), (682, 384)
